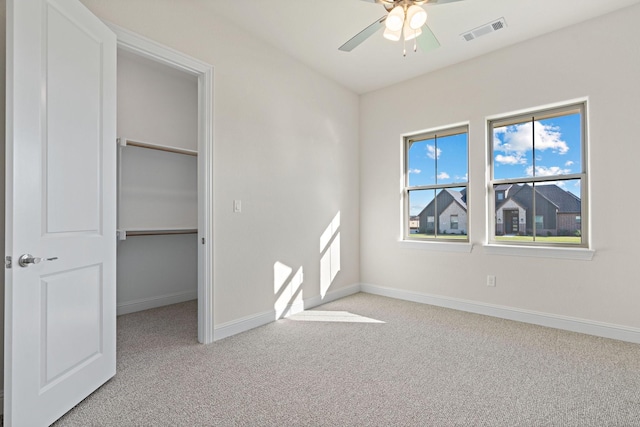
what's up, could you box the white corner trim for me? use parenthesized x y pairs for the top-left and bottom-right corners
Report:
(302, 283), (362, 311)
(277, 283), (362, 319)
(213, 283), (362, 341)
(483, 243), (595, 260)
(399, 240), (473, 253)
(360, 283), (640, 344)
(117, 291), (198, 316)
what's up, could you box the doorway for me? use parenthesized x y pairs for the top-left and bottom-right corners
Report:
(504, 209), (519, 235)
(109, 25), (214, 344)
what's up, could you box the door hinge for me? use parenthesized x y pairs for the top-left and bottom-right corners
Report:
(5, 256), (12, 269)
(201, 238), (205, 245)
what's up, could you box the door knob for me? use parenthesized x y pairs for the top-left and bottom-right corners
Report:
(18, 254), (59, 268)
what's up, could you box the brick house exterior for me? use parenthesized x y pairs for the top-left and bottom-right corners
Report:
(417, 189), (468, 235)
(495, 184), (581, 236)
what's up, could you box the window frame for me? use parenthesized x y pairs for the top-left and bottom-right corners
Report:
(450, 214), (459, 230)
(403, 124), (470, 243)
(488, 102), (589, 248)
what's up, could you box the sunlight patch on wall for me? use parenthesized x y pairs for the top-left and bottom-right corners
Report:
(274, 261), (304, 319)
(289, 310), (385, 324)
(320, 211), (341, 298)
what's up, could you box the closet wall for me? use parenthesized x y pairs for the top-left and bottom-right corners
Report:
(116, 49), (198, 315)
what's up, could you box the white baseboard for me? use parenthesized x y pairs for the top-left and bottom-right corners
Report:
(303, 283), (361, 311)
(117, 290), (197, 316)
(213, 283), (362, 341)
(360, 283), (640, 344)
(213, 309), (276, 342)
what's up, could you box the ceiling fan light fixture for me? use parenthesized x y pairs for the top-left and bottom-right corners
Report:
(383, 26), (402, 41)
(406, 5), (427, 30)
(403, 25), (422, 41)
(385, 5), (405, 32)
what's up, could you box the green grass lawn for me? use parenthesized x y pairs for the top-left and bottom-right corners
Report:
(408, 234), (468, 240)
(495, 235), (581, 244)
(408, 234), (581, 244)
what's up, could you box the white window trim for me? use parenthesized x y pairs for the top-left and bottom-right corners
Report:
(399, 240), (473, 253)
(483, 243), (594, 260)
(487, 101), (590, 251)
(402, 123), (470, 244)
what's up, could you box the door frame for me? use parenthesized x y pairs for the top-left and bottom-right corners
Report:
(505, 209), (519, 235)
(108, 24), (215, 344)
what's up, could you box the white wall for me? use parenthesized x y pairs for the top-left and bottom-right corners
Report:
(80, 0), (361, 325)
(360, 4), (640, 329)
(117, 50), (198, 151)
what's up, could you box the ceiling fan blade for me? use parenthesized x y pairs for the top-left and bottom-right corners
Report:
(338, 16), (387, 52)
(416, 24), (440, 52)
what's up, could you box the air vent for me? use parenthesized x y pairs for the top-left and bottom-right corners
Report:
(461, 17), (507, 42)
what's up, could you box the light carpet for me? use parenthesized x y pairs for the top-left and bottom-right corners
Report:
(54, 292), (640, 426)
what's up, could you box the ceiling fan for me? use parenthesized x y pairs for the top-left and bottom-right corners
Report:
(339, 0), (464, 55)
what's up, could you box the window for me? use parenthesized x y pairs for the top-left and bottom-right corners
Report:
(489, 103), (587, 246)
(404, 125), (469, 241)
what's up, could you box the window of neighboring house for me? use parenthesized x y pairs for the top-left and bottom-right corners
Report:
(404, 125), (469, 241)
(489, 102), (587, 246)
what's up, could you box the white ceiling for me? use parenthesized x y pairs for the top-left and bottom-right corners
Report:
(210, 0), (640, 94)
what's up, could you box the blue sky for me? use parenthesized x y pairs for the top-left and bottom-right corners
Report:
(407, 132), (467, 216)
(493, 112), (581, 196)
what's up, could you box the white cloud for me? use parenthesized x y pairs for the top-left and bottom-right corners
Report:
(494, 121), (569, 155)
(455, 173), (468, 181)
(495, 154), (525, 165)
(410, 205), (425, 215)
(437, 172), (450, 180)
(565, 160), (574, 167)
(539, 180), (567, 189)
(525, 165), (572, 177)
(427, 144), (441, 160)
(408, 168), (421, 174)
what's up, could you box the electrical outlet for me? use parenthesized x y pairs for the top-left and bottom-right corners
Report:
(487, 275), (496, 287)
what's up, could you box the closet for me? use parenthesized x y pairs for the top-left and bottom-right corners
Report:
(116, 49), (199, 316)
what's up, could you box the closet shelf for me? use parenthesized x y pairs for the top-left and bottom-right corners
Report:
(117, 227), (198, 240)
(117, 137), (197, 156)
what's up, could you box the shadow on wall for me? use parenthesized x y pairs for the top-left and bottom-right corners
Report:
(273, 211), (342, 319)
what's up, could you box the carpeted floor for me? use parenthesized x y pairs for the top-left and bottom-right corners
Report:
(54, 292), (640, 426)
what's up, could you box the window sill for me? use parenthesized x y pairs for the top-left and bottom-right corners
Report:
(399, 240), (473, 253)
(483, 244), (595, 260)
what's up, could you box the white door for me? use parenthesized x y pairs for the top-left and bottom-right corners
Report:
(5, 0), (117, 425)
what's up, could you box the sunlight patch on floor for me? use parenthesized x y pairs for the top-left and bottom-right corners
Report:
(288, 310), (385, 323)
